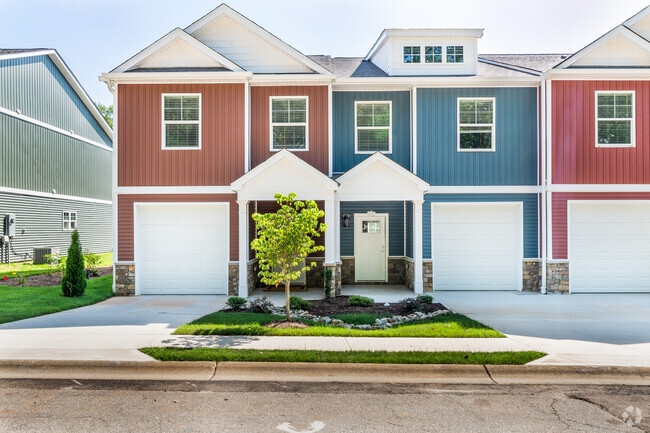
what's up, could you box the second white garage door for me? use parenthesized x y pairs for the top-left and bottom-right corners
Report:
(135, 203), (229, 295)
(569, 201), (650, 293)
(432, 203), (523, 291)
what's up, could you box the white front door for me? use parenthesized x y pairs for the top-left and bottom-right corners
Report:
(354, 213), (388, 282)
(432, 203), (523, 291)
(135, 203), (229, 295)
(569, 201), (650, 293)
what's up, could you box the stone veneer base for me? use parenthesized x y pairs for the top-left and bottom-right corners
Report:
(547, 261), (570, 293)
(114, 263), (135, 296)
(228, 264), (239, 296)
(341, 257), (413, 287)
(523, 259), (542, 292)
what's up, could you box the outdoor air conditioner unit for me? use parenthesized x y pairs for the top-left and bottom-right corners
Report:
(33, 247), (59, 265)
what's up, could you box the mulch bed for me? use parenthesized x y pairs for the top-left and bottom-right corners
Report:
(0, 266), (113, 287)
(264, 320), (310, 329)
(306, 296), (446, 316)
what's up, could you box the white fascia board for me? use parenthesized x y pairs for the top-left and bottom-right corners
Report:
(115, 186), (234, 194)
(623, 5), (650, 28)
(365, 28), (484, 60)
(333, 76), (541, 89)
(0, 186), (111, 205)
(110, 28), (244, 73)
(427, 186), (541, 194)
(184, 4), (331, 75)
(555, 26), (650, 69)
(0, 49), (56, 60)
(549, 184), (650, 193)
(544, 68), (650, 80)
(337, 152), (429, 191)
(250, 74), (335, 86)
(365, 30), (388, 61)
(99, 71), (252, 84)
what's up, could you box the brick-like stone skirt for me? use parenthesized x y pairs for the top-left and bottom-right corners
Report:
(114, 263), (135, 296)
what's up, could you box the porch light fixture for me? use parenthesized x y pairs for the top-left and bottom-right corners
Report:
(342, 214), (350, 227)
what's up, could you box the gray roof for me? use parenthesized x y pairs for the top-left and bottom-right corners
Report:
(0, 48), (52, 56)
(478, 54), (569, 73)
(126, 67), (232, 73)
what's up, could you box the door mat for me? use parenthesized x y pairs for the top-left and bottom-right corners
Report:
(262, 285), (308, 292)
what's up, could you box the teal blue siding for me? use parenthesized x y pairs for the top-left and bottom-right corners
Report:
(423, 194), (539, 259)
(0, 55), (111, 146)
(340, 201), (408, 257)
(405, 201), (413, 258)
(333, 91), (411, 173)
(417, 88), (537, 186)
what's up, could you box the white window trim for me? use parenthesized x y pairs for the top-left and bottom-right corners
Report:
(402, 45), (464, 65)
(269, 95), (309, 152)
(354, 100), (393, 154)
(595, 90), (635, 148)
(161, 93), (202, 150)
(62, 211), (77, 231)
(457, 97), (496, 153)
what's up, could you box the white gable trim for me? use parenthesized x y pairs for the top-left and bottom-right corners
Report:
(111, 28), (244, 73)
(336, 152), (429, 190)
(184, 4), (331, 75)
(623, 5), (650, 28)
(555, 26), (650, 69)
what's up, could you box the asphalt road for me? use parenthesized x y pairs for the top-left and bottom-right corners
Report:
(0, 380), (648, 432)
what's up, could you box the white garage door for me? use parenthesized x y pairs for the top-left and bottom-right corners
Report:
(433, 203), (523, 291)
(569, 201), (650, 293)
(135, 203), (229, 295)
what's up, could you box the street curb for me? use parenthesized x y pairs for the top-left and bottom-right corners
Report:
(0, 360), (649, 385)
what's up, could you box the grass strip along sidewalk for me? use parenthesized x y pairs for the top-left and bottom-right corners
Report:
(141, 347), (546, 365)
(0, 275), (113, 324)
(173, 311), (504, 338)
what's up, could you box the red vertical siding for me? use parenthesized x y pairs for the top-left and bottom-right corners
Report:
(117, 194), (238, 262)
(251, 86), (329, 174)
(552, 80), (650, 184)
(118, 84), (245, 186)
(551, 192), (650, 259)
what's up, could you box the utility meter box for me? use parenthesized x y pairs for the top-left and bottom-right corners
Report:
(3, 214), (16, 238)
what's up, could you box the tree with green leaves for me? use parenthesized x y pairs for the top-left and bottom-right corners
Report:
(96, 103), (113, 128)
(61, 230), (87, 297)
(251, 193), (327, 320)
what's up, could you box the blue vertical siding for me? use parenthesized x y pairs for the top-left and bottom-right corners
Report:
(423, 194), (539, 259)
(0, 55), (111, 146)
(340, 201), (408, 257)
(405, 201), (413, 258)
(417, 87), (537, 186)
(333, 91), (411, 173)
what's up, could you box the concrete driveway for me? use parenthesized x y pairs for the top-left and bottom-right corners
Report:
(434, 291), (650, 366)
(0, 296), (226, 361)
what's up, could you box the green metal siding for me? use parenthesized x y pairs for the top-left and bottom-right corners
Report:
(340, 201), (408, 257)
(0, 55), (111, 146)
(0, 191), (112, 263)
(0, 114), (112, 201)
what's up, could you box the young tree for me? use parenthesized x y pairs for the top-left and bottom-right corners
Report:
(251, 193), (327, 320)
(61, 230), (87, 297)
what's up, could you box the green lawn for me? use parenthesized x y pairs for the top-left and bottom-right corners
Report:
(141, 347), (544, 365)
(0, 275), (114, 324)
(173, 311), (504, 338)
(0, 252), (113, 279)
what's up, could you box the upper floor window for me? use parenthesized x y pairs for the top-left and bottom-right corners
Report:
(425, 46), (443, 63)
(446, 46), (464, 63)
(596, 91), (635, 147)
(63, 211), (77, 231)
(403, 46), (421, 63)
(270, 96), (308, 151)
(162, 94), (201, 149)
(355, 101), (392, 153)
(458, 98), (495, 152)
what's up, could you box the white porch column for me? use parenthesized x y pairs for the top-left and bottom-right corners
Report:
(334, 199), (341, 262)
(324, 194), (336, 264)
(413, 199), (424, 294)
(237, 200), (249, 296)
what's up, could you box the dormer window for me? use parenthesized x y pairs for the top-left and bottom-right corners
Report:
(403, 46), (421, 63)
(425, 46), (443, 63)
(446, 46), (464, 63)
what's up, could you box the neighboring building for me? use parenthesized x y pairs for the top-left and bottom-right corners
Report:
(100, 4), (650, 296)
(0, 49), (113, 263)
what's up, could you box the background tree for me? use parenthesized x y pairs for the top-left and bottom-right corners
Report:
(61, 230), (87, 297)
(251, 193), (326, 320)
(96, 102), (113, 128)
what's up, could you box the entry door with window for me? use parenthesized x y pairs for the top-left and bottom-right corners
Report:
(354, 213), (388, 282)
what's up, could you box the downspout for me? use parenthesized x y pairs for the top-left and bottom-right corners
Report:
(540, 79), (547, 294)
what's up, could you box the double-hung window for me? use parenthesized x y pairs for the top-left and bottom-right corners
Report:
(458, 98), (495, 151)
(270, 96), (308, 151)
(596, 91), (635, 147)
(63, 211), (77, 231)
(355, 101), (391, 153)
(162, 94), (201, 149)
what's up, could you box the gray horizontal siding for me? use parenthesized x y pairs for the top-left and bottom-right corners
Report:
(0, 192), (111, 263)
(340, 201), (408, 257)
(0, 114), (112, 201)
(0, 55), (111, 146)
(423, 193), (539, 259)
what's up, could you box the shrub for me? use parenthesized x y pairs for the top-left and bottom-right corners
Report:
(226, 296), (248, 311)
(61, 230), (87, 297)
(16, 275), (26, 286)
(248, 297), (274, 314)
(84, 251), (101, 269)
(289, 296), (312, 310)
(348, 295), (374, 307)
(323, 266), (333, 300)
(401, 297), (422, 312)
(45, 253), (66, 276)
(416, 294), (434, 304)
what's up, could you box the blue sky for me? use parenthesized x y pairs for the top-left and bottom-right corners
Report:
(1, 0), (648, 106)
